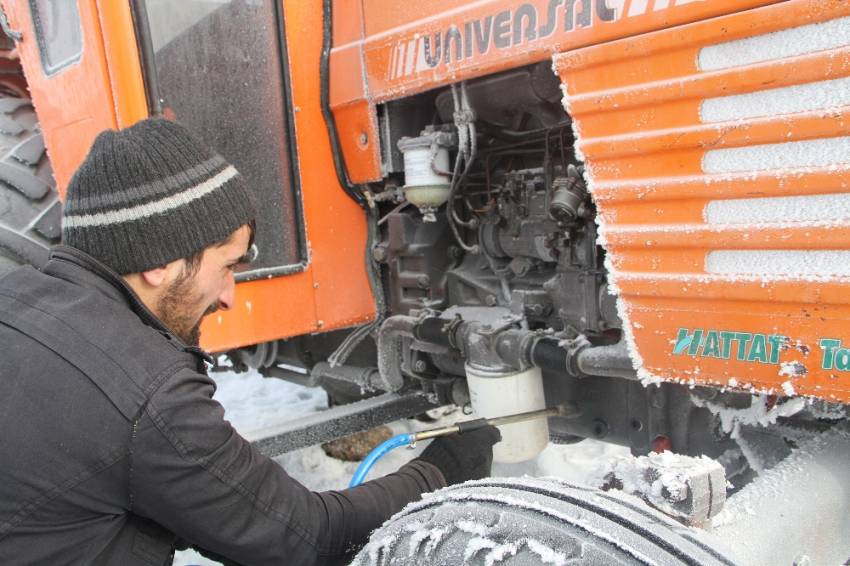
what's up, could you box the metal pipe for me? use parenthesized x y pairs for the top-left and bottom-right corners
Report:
(376, 315), (419, 391)
(310, 362), (382, 390)
(531, 337), (637, 380)
(484, 405), (569, 427)
(380, 313), (638, 393)
(576, 340), (636, 380)
(411, 405), (571, 442)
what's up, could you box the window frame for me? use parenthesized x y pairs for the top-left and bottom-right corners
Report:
(29, 0), (84, 76)
(129, 0), (309, 282)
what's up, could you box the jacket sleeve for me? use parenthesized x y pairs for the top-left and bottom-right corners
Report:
(129, 367), (445, 566)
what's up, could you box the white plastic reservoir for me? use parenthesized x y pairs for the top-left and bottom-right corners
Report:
(402, 145), (450, 190)
(465, 365), (549, 463)
(398, 135), (451, 209)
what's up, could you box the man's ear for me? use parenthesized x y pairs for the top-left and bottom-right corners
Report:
(141, 258), (186, 288)
(123, 259), (184, 306)
(140, 266), (170, 288)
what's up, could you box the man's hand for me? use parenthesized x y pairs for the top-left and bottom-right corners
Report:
(416, 425), (502, 486)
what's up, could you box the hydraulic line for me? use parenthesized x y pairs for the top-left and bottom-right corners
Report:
(446, 82), (480, 253)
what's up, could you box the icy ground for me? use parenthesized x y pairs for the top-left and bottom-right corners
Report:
(173, 369), (628, 565)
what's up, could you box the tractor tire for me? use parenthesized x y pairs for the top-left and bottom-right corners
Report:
(353, 478), (736, 566)
(0, 96), (60, 274)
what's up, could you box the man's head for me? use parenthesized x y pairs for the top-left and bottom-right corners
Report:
(62, 118), (256, 345)
(127, 223), (253, 345)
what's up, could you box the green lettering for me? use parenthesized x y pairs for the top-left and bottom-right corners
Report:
(719, 331), (736, 359)
(701, 331), (721, 358)
(820, 338), (841, 370)
(673, 328), (693, 355)
(747, 334), (768, 363)
(688, 329), (704, 356)
(767, 335), (785, 364)
(734, 332), (753, 361)
(837, 348), (850, 371)
(674, 328), (704, 356)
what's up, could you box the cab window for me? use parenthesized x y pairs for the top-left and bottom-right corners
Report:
(29, 0), (83, 75)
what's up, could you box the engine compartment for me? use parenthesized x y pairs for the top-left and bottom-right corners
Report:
(229, 62), (846, 472)
(375, 64), (618, 343)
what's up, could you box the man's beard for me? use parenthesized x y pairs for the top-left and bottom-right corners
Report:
(156, 271), (219, 346)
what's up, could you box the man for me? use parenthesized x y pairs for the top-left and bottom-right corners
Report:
(0, 119), (500, 565)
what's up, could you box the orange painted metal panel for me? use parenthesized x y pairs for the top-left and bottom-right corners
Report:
(555, 0), (850, 402)
(96, 0), (148, 129)
(329, 43), (366, 107)
(330, 0), (783, 183)
(201, 0), (376, 352)
(331, 101), (382, 184)
(572, 49), (850, 136)
(4, 0), (119, 195)
(593, 168), (850, 207)
(203, 275), (320, 349)
(332, 0), (363, 46)
(583, 110), (850, 163)
(6, 0), (374, 352)
(358, 0), (782, 103)
(328, 1), (382, 184)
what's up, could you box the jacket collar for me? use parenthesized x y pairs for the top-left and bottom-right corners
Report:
(44, 245), (214, 364)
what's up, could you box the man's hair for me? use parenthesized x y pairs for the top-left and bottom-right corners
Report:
(183, 220), (256, 277)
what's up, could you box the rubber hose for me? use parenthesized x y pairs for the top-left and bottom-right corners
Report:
(349, 433), (414, 487)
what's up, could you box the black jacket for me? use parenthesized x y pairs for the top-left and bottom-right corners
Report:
(0, 246), (444, 565)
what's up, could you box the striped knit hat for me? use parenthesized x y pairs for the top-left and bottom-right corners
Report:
(62, 118), (256, 274)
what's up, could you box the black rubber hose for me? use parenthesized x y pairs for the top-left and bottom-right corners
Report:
(412, 317), (456, 349)
(530, 339), (572, 375)
(532, 338), (637, 380)
(320, 0), (367, 208)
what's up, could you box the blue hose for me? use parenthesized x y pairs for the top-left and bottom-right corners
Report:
(349, 433), (414, 488)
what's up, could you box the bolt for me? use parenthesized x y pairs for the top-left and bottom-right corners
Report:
(485, 294), (497, 306)
(447, 246), (463, 260)
(592, 419), (608, 439)
(630, 418), (643, 431)
(527, 304), (545, 316)
(413, 360), (427, 373)
(416, 275), (430, 289)
(372, 247), (387, 262)
(358, 132), (368, 146)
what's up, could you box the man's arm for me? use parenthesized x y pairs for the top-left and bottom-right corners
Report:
(130, 368), (445, 566)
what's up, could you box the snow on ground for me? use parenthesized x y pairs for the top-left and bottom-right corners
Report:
(174, 369), (628, 566)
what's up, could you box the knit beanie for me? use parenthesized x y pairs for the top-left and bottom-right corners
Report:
(62, 118), (256, 274)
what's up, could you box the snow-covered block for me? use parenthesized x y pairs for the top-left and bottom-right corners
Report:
(594, 451), (726, 527)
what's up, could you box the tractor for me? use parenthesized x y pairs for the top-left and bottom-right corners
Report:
(1, 0), (848, 563)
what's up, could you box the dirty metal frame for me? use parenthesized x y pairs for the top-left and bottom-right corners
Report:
(245, 390), (440, 457)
